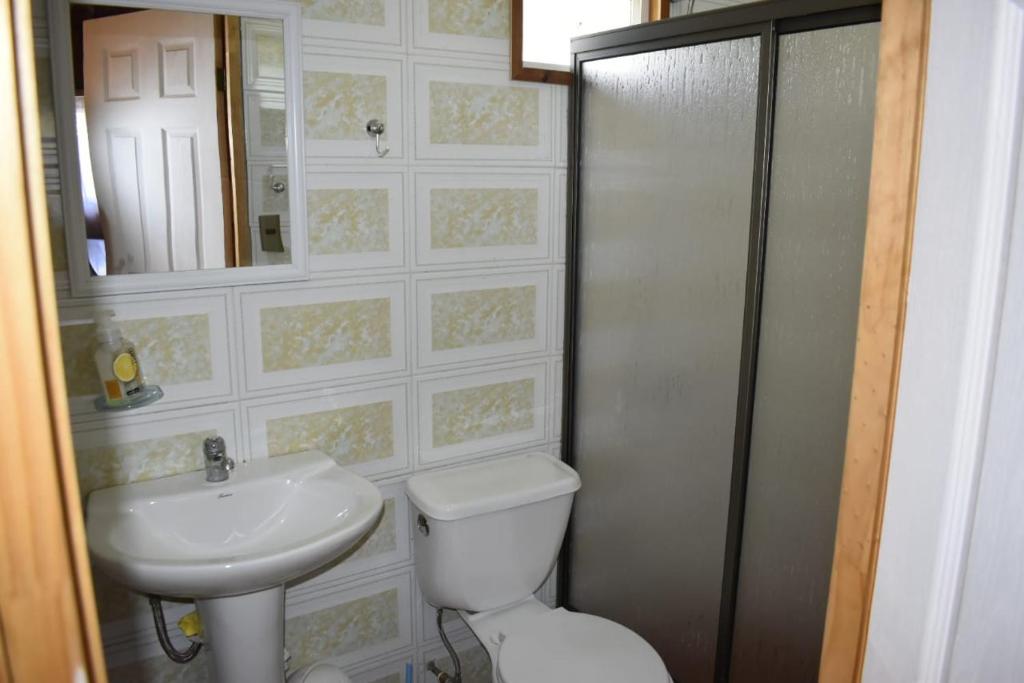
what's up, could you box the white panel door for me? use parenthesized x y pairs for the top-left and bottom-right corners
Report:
(83, 9), (225, 273)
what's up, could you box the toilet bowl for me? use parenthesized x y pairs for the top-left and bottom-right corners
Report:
(406, 452), (670, 683)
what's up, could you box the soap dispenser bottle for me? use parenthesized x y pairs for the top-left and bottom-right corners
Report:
(93, 309), (146, 407)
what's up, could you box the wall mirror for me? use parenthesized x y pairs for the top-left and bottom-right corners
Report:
(47, 0), (307, 296)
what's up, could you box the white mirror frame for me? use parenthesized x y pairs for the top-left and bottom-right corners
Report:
(48, 0), (308, 297)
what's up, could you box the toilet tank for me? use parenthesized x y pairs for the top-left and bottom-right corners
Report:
(406, 452), (581, 612)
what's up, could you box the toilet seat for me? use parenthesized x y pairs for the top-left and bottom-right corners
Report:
(495, 608), (669, 683)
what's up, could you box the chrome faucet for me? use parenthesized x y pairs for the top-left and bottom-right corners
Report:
(203, 437), (235, 483)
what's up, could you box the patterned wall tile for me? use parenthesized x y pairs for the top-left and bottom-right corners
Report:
(243, 18), (285, 91)
(306, 172), (405, 271)
(239, 280), (406, 392)
(430, 82), (537, 146)
(427, 0), (508, 38)
(284, 572), (413, 670)
(245, 92), (287, 158)
(413, 0), (508, 55)
(262, 299), (391, 371)
(304, 54), (404, 158)
(431, 286), (535, 349)
(47, 192), (68, 273)
(291, 482), (410, 589)
(302, 0), (401, 45)
(417, 362), (547, 463)
(416, 271), (548, 368)
(305, 72), (386, 140)
(553, 266), (565, 350)
(286, 589), (399, 669)
(250, 164), (291, 222)
(303, 0), (385, 25)
(58, 295), (232, 416)
(431, 188), (535, 248)
(415, 172), (551, 265)
(246, 382), (409, 477)
(61, 315), (210, 398)
(348, 653), (414, 683)
(311, 189), (388, 252)
(433, 379), (533, 447)
(70, 408), (239, 496)
(414, 63), (552, 160)
(76, 431), (212, 497)
(552, 358), (564, 441)
(270, 401), (393, 463)
(555, 169), (567, 260)
(91, 569), (152, 624)
(108, 650), (209, 683)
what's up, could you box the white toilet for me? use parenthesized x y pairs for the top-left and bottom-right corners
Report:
(406, 452), (671, 683)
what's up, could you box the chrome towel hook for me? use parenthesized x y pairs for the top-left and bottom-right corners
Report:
(366, 119), (390, 157)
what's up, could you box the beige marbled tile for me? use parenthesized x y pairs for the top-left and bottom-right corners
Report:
(428, 0), (508, 39)
(61, 314), (212, 398)
(302, 0), (385, 25)
(432, 378), (534, 447)
(428, 640), (492, 683)
(305, 71), (387, 141)
(347, 497), (397, 562)
(36, 55), (56, 139)
(308, 188), (389, 256)
(266, 400), (394, 465)
(261, 173), (290, 215)
(260, 298), (391, 372)
(108, 650), (209, 683)
(285, 588), (400, 670)
(47, 193), (67, 273)
(431, 286), (535, 351)
(256, 30), (284, 76)
(429, 82), (538, 146)
(431, 188), (537, 249)
(75, 429), (214, 496)
(92, 569), (148, 623)
(259, 104), (286, 148)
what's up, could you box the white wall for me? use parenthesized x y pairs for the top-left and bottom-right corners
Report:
(864, 0), (1024, 680)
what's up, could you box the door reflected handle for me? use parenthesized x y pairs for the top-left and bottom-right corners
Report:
(366, 119), (390, 157)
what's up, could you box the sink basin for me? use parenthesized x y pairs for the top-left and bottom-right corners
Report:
(86, 450), (383, 683)
(87, 450), (383, 598)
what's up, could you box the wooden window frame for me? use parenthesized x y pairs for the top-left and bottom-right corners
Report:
(509, 0), (670, 86)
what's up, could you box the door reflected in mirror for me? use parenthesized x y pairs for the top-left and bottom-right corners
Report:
(68, 5), (289, 275)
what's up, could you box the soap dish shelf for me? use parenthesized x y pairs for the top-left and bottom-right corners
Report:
(93, 385), (164, 412)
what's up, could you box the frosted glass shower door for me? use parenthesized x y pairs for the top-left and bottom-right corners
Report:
(729, 22), (880, 682)
(568, 37), (761, 681)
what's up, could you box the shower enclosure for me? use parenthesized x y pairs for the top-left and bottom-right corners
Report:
(561, 2), (880, 681)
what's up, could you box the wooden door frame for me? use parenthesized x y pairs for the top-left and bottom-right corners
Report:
(818, 1), (930, 680)
(0, 0), (107, 680)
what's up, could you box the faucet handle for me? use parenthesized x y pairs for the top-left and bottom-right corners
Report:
(203, 436), (226, 461)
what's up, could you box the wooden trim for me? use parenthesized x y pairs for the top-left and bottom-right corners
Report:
(509, 0), (572, 86)
(224, 15), (251, 267)
(214, 16), (237, 268)
(0, 0), (107, 680)
(649, 0), (672, 21)
(818, 0), (931, 681)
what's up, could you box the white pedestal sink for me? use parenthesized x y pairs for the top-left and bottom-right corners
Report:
(86, 450), (383, 683)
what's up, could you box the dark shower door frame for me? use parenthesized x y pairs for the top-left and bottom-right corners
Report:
(559, 1), (882, 681)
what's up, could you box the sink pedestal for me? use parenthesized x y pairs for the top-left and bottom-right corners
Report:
(197, 586), (285, 683)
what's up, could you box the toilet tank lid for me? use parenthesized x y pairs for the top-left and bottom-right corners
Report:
(406, 452), (581, 521)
